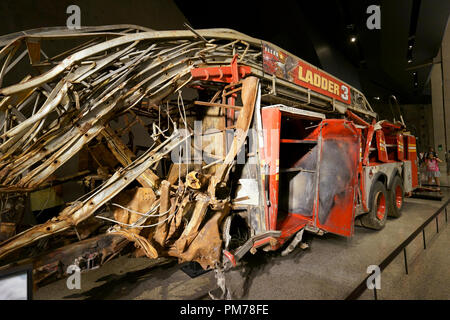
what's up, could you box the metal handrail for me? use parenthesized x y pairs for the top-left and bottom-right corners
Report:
(346, 198), (449, 300)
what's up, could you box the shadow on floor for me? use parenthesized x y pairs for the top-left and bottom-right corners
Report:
(63, 258), (177, 300)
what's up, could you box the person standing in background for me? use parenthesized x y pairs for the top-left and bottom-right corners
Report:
(425, 153), (443, 191)
(424, 147), (437, 160)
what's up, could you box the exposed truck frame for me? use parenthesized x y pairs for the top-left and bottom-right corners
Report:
(0, 26), (418, 285)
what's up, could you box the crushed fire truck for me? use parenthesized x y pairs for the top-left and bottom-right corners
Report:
(0, 26), (418, 285)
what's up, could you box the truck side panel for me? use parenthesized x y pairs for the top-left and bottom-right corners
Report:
(315, 120), (360, 236)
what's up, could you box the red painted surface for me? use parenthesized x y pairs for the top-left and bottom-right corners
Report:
(376, 130), (389, 163)
(375, 191), (386, 220)
(395, 185), (403, 208)
(315, 120), (360, 237)
(346, 110), (370, 127)
(223, 250), (236, 267)
(363, 125), (375, 165)
(226, 55), (241, 130)
(379, 121), (403, 130)
(356, 127), (368, 212)
(261, 108), (281, 231)
(274, 214), (308, 248)
(190, 65), (251, 83)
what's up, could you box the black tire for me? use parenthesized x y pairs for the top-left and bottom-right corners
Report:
(388, 176), (404, 218)
(360, 181), (388, 230)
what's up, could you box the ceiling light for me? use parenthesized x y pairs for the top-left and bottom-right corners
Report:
(374, 96), (380, 100)
(408, 59), (413, 63)
(409, 45), (413, 49)
(350, 36), (357, 43)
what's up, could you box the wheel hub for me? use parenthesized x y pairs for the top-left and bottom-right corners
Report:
(395, 185), (403, 209)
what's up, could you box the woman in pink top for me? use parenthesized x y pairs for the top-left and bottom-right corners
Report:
(425, 153), (443, 190)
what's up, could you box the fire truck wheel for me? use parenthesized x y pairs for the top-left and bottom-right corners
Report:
(361, 181), (388, 230)
(388, 176), (404, 218)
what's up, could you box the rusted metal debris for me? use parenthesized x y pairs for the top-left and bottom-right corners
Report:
(0, 25), (263, 284)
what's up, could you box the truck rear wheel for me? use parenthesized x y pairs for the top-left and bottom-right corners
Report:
(360, 181), (388, 230)
(388, 176), (404, 218)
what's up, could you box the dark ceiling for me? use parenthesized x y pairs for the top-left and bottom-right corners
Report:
(175, 0), (450, 105)
(0, 0), (448, 105)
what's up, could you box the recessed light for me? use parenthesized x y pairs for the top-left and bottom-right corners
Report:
(350, 36), (357, 43)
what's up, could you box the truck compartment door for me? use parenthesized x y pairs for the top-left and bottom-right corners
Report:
(261, 105), (324, 237)
(315, 120), (360, 236)
(376, 130), (389, 162)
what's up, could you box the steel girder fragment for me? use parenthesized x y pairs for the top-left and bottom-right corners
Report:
(0, 24), (264, 273)
(0, 132), (190, 259)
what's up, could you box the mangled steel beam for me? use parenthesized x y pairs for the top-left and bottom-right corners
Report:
(0, 132), (190, 260)
(0, 24), (265, 281)
(101, 125), (160, 190)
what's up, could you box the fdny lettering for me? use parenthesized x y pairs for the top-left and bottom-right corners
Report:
(265, 46), (280, 58)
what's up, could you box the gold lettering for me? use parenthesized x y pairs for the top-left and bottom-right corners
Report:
(305, 70), (313, 84)
(328, 81), (334, 93)
(313, 74), (321, 87)
(321, 77), (328, 90)
(334, 84), (339, 96)
(298, 66), (306, 82)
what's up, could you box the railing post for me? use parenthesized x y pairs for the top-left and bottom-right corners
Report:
(403, 248), (408, 275)
(422, 229), (426, 249)
(445, 207), (448, 223)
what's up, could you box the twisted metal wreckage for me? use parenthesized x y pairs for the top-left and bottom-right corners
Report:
(0, 25), (376, 287)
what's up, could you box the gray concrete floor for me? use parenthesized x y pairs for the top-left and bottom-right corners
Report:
(240, 190), (449, 300)
(34, 256), (216, 300)
(34, 189), (449, 300)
